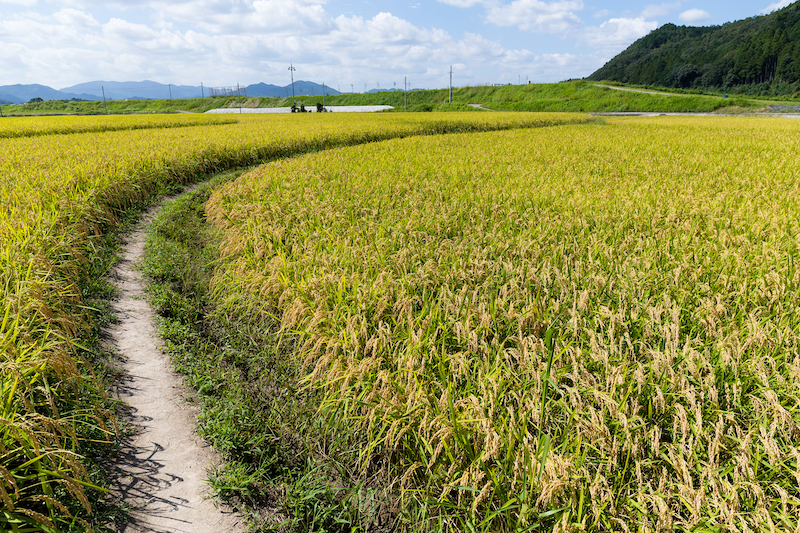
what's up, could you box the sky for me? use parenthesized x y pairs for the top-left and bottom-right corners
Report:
(0, 0), (796, 91)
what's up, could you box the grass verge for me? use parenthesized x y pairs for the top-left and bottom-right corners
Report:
(3, 80), (765, 115)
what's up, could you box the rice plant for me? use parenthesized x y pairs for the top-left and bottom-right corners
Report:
(1, 111), (588, 531)
(206, 116), (800, 531)
(0, 113), (238, 139)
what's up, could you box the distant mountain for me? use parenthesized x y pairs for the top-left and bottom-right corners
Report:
(0, 79), (343, 103)
(245, 82), (288, 97)
(0, 84), (97, 103)
(61, 80), (203, 100)
(588, 1), (800, 94)
(261, 80), (341, 97)
(0, 92), (21, 105)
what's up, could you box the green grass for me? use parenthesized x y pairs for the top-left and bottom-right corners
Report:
(465, 81), (756, 112)
(2, 80), (767, 116)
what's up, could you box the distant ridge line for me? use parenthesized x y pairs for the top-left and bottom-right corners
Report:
(0, 80), (343, 104)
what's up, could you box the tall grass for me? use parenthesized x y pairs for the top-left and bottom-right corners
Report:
(206, 116), (800, 531)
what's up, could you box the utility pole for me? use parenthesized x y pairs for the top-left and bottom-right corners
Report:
(237, 83), (242, 113)
(289, 63), (297, 106)
(404, 76), (407, 112)
(449, 65), (453, 104)
(169, 84), (172, 99)
(351, 84), (354, 93)
(201, 82), (204, 98)
(102, 85), (107, 114)
(323, 83), (326, 107)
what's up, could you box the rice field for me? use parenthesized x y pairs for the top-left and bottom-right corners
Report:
(0, 113), (239, 138)
(0, 111), (589, 531)
(205, 116), (800, 531)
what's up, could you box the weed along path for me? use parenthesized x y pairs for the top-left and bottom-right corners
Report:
(106, 203), (244, 533)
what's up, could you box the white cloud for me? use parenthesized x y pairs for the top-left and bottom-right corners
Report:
(593, 8), (610, 18)
(149, 0), (335, 34)
(103, 18), (162, 47)
(333, 12), (449, 47)
(453, 32), (507, 61)
(1, 12), (103, 46)
(436, 0), (487, 7)
(678, 8), (711, 24)
(761, 0), (793, 14)
(485, 0), (584, 33)
(0, 0), (650, 89)
(53, 8), (100, 27)
(582, 17), (657, 50)
(640, 1), (681, 18)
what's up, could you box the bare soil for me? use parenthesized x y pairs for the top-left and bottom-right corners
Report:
(105, 206), (245, 533)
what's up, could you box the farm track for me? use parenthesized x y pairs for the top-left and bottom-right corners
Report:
(593, 83), (698, 97)
(105, 196), (244, 533)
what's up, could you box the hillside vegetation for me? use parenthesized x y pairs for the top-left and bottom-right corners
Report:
(1, 80), (762, 115)
(589, 1), (800, 96)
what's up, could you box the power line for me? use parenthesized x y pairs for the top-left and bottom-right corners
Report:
(404, 76), (407, 112)
(449, 65), (453, 104)
(288, 63), (297, 105)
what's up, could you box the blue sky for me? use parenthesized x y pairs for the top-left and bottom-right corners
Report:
(0, 0), (794, 90)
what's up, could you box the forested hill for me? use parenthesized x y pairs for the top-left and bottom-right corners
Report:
(588, 1), (800, 96)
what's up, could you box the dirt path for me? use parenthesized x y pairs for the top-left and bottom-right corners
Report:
(468, 103), (494, 110)
(594, 83), (697, 97)
(106, 204), (244, 533)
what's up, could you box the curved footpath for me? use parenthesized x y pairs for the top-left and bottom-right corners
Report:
(594, 84), (800, 118)
(105, 199), (244, 533)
